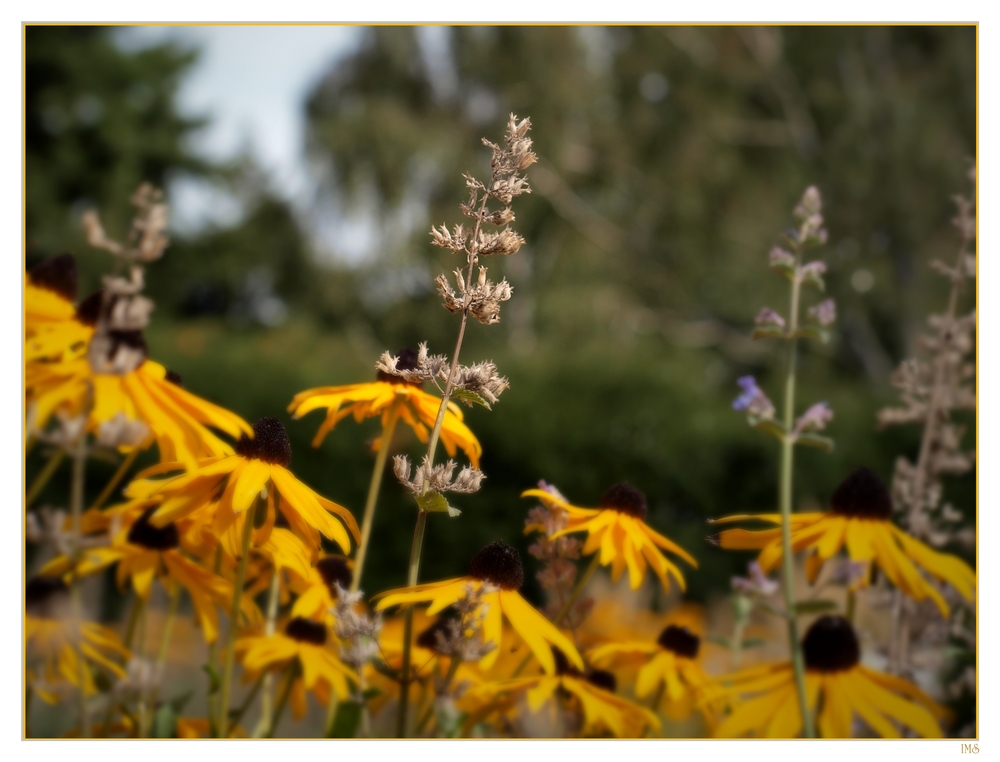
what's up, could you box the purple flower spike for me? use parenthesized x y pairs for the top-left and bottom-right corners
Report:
(755, 307), (786, 329)
(794, 402), (834, 434)
(809, 298), (837, 327)
(732, 376), (776, 418)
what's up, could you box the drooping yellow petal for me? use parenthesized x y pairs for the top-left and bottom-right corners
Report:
(525, 676), (561, 712)
(498, 590), (583, 674)
(477, 590), (505, 670)
(855, 668), (943, 738)
(891, 527), (976, 601)
(636, 651), (673, 699)
(228, 459), (270, 513)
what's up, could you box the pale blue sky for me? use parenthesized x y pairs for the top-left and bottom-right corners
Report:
(115, 26), (362, 232)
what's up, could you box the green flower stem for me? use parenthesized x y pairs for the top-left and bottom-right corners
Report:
(229, 672), (266, 737)
(89, 448), (139, 511)
(264, 664), (298, 738)
(100, 594), (144, 737)
(351, 408), (401, 594)
(26, 448), (65, 507)
(553, 553), (600, 627)
(396, 509), (428, 738)
(779, 255), (815, 739)
(140, 584), (181, 737)
(255, 568), (282, 736)
(216, 500), (257, 737)
(414, 654), (462, 736)
(206, 546), (222, 735)
(136, 603), (149, 737)
(395, 179), (493, 739)
(846, 589), (857, 624)
(323, 694), (340, 737)
(68, 441), (90, 738)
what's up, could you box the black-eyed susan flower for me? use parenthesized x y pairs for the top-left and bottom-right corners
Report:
(40, 506), (261, 643)
(289, 555), (353, 622)
(588, 606), (715, 721)
(710, 467), (976, 616)
(26, 324), (252, 468)
(25, 254), (93, 363)
(136, 417), (359, 558)
(463, 648), (660, 738)
(25, 576), (130, 704)
(288, 348), (482, 467)
(235, 616), (356, 714)
(523, 483), (697, 593)
(374, 540), (583, 675)
(709, 615), (949, 738)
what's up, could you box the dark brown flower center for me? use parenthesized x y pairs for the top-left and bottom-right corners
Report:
(26, 576), (69, 618)
(416, 617), (455, 650)
(586, 669), (617, 693)
(468, 540), (524, 591)
(657, 625), (700, 658)
(235, 417), (292, 467)
(802, 615), (860, 672)
(127, 507), (180, 551)
(599, 483), (648, 520)
(316, 556), (352, 596)
(830, 467), (892, 520)
(285, 617), (327, 645)
(29, 253), (78, 301)
(75, 290), (107, 327)
(107, 330), (149, 364)
(376, 347), (423, 387)
(552, 646), (578, 676)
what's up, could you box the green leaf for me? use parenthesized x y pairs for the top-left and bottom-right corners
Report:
(152, 704), (178, 739)
(793, 326), (829, 343)
(794, 599), (839, 615)
(740, 638), (766, 649)
(370, 659), (400, 681)
(452, 388), (492, 410)
(795, 433), (835, 452)
(770, 260), (796, 282)
(202, 664), (221, 695)
(750, 417), (787, 442)
(327, 700), (363, 738)
(706, 635), (732, 649)
(751, 325), (788, 341)
(415, 490), (461, 517)
(800, 270), (826, 292)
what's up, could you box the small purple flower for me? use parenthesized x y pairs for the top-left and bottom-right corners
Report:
(731, 561), (779, 597)
(769, 246), (795, 268)
(808, 298), (837, 327)
(793, 402), (834, 434)
(732, 376), (776, 419)
(799, 260), (827, 280)
(537, 479), (567, 502)
(755, 307), (786, 329)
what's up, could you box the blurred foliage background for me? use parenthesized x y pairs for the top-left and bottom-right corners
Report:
(26, 26), (975, 614)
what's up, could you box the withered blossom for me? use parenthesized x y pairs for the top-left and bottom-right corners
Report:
(393, 454), (485, 496)
(435, 267), (513, 325)
(449, 360), (509, 405)
(376, 342), (449, 385)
